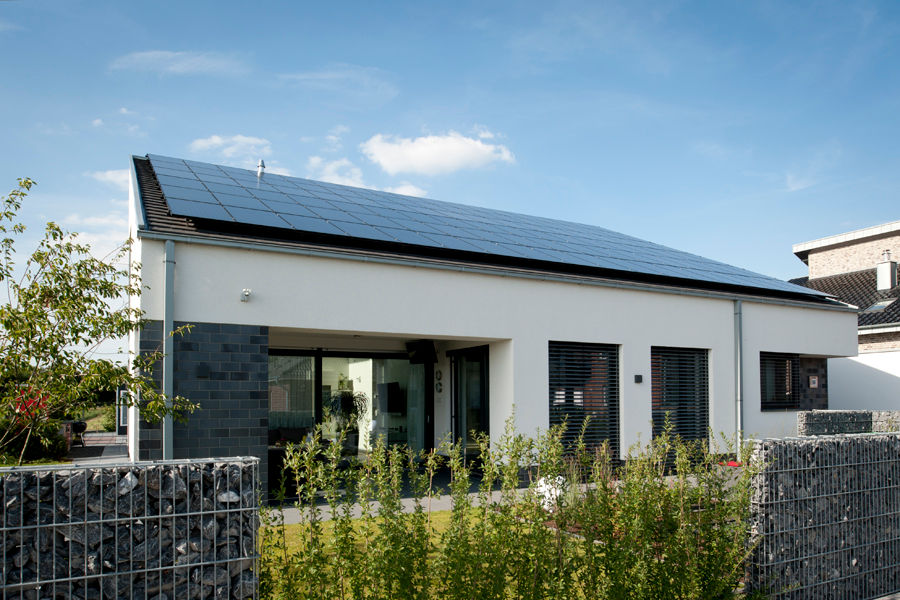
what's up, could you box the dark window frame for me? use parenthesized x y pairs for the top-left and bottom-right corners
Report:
(760, 352), (801, 411)
(650, 346), (709, 442)
(548, 341), (620, 457)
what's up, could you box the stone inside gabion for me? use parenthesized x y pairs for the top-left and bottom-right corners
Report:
(0, 459), (259, 599)
(747, 433), (900, 599)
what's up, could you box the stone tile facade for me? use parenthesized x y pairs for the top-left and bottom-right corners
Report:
(798, 356), (828, 410)
(138, 320), (270, 491)
(807, 233), (900, 278)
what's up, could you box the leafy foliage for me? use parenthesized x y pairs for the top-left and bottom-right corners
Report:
(0, 178), (197, 463)
(259, 420), (757, 599)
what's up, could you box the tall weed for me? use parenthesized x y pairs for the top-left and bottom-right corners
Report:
(258, 419), (756, 599)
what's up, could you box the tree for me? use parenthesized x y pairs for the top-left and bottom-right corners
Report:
(0, 178), (197, 464)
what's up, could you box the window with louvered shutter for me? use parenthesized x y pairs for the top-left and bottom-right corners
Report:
(548, 341), (619, 457)
(651, 347), (709, 442)
(760, 352), (800, 410)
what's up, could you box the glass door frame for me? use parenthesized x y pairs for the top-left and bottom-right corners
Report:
(449, 345), (490, 454)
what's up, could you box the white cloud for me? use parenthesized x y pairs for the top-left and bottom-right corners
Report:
(384, 182), (428, 197)
(278, 64), (398, 106)
(306, 156), (428, 197)
(360, 130), (515, 176)
(87, 169), (130, 192)
(110, 50), (247, 75)
(118, 107), (135, 115)
(306, 157), (367, 188)
(189, 134), (272, 165)
(325, 125), (350, 152)
(62, 210), (130, 264)
(91, 118), (104, 127)
(264, 165), (294, 177)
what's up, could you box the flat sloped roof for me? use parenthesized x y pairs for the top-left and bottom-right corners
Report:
(134, 153), (833, 303)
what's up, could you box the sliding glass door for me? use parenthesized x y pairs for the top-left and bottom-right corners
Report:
(269, 350), (429, 457)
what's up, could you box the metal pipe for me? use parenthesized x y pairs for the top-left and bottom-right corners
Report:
(734, 299), (744, 447)
(162, 240), (175, 459)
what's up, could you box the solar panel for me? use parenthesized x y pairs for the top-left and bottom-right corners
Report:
(146, 154), (826, 298)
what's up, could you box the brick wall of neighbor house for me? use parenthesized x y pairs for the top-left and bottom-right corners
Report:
(807, 233), (900, 278)
(799, 357), (828, 410)
(138, 320), (269, 490)
(858, 331), (900, 352)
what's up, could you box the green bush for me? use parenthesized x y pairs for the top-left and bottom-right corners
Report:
(0, 419), (68, 464)
(259, 421), (756, 600)
(100, 404), (116, 432)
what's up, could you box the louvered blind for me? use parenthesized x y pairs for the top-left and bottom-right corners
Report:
(549, 341), (619, 457)
(651, 347), (709, 442)
(760, 352), (800, 410)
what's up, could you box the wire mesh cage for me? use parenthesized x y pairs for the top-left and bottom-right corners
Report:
(748, 434), (900, 600)
(0, 457), (259, 600)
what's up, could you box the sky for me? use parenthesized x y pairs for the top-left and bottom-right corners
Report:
(1, 0), (899, 284)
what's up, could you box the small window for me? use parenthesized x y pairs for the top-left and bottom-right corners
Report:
(760, 352), (800, 411)
(548, 341), (619, 456)
(863, 299), (895, 313)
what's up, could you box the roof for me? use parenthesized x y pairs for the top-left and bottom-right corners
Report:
(790, 269), (900, 327)
(793, 220), (900, 264)
(133, 153), (834, 304)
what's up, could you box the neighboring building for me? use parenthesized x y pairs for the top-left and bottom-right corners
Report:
(793, 221), (900, 409)
(127, 153), (856, 491)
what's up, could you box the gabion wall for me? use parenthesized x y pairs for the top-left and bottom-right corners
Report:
(748, 434), (900, 599)
(1, 457), (259, 600)
(797, 410), (900, 436)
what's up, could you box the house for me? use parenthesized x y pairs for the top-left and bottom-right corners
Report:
(126, 153), (856, 490)
(792, 221), (900, 409)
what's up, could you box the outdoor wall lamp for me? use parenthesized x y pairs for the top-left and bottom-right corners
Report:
(240, 288), (252, 302)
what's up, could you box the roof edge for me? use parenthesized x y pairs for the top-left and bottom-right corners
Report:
(793, 220), (900, 258)
(136, 228), (854, 312)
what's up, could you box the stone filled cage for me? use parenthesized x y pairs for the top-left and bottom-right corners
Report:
(0, 457), (259, 600)
(748, 435), (900, 600)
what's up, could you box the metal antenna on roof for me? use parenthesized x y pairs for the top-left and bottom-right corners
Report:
(257, 159), (265, 179)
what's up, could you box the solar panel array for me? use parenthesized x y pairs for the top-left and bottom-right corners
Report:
(146, 154), (825, 298)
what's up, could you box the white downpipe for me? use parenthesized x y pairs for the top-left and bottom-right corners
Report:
(162, 240), (175, 459)
(734, 299), (744, 447)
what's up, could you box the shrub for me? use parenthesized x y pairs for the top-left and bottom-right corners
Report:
(259, 420), (756, 599)
(100, 404), (116, 432)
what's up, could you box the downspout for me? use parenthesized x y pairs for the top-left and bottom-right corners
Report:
(162, 240), (175, 459)
(733, 299), (744, 447)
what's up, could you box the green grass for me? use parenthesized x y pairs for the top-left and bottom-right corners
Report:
(266, 509), (454, 556)
(81, 405), (106, 431)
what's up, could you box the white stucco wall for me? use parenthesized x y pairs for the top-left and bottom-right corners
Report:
(134, 236), (857, 455)
(829, 352), (900, 410)
(739, 302), (858, 439)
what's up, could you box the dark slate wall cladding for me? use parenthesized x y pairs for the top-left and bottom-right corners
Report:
(138, 320), (164, 457)
(799, 356), (828, 410)
(139, 321), (269, 491)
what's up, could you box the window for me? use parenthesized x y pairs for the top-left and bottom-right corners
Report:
(548, 341), (619, 456)
(760, 352), (800, 410)
(268, 350), (428, 453)
(651, 347), (709, 442)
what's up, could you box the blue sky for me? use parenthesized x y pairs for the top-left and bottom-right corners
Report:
(2, 0), (899, 281)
